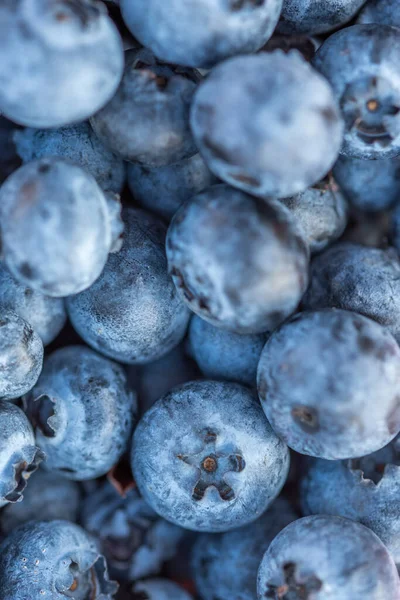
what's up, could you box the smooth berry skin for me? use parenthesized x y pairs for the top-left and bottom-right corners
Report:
(91, 49), (200, 168)
(166, 185), (309, 335)
(0, 264), (66, 347)
(81, 480), (184, 582)
(192, 497), (297, 600)
(0, 401), (44, 509)
(131, 579), (193, 600)
(127, 154), (217, 222)
(279, 180), (348, 255)
(188, 315), (267, 388)
(67, 208), (190, 365)
(13, 123), (126, 194)
(301, 435), (400, 566)
(0, 469), (80, 537)
(302, 243), (400, 344)
(333, 155), (400, 212)
(0, 520), (117, 600)
(257, 309), (400, 460)
(132, 380), (290, 533)
(24, 346), (137, 480)
(0, 0), (123, 128)
(0, 157), (123, 298)
(314, 25), (400, 160)
(191, 52), (343, 199)
(278, 0), (366, 35)
(257, 515), (400, 600)
(120, 0), (283, 69)
(358, 0), (400, 28)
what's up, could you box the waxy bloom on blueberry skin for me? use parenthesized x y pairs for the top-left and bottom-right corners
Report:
(357, 0), (400, 28)
(132, 380), (290, 532)
(24, 346), (137, 480)
(0, 520), (118, 600)
(0, 157), (124, 298)
(190, 52), (343, 199)
(257, 309), (400, 460)
(278, 0), (366, 35)
(0, 401), (44, 509)
(257, 515), (400, 600)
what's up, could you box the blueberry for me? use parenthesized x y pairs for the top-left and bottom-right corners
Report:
(192, 497), (297, 600)
(277, 0), (366, 35)
(0, 401), (44, 508)
(0, 0), (123, 128)
(257, 515), (400, 600)
(188, 315), (268, 387)
(120, 0), (283, 69)
(279, 178), (348, 254)
(67, 208), (190, 365)
(166, 184), (309, 334)
(0, 311), (43, 401)
(131, 579), (193, 600)
(191, 52), (343, 198)
(301, 434), (400, 567)
(0, 264), (66, 346)
(302, 243), (400, 343)
(127, 154), (217, 222)
(257, 309), (400, 459)
(81, 480), (185, 581)
(0, 520), (117, 599)
(132, 380), (290, 532)
(0, 157), (124, 297)
(13, 122), (126, 194)
(91, 48), (200, 167)
(358, 0), (400, 28)
(0, 468), (80, 536)
(314, 25), (400, 159)
(333, 154), (400, 212)
(24, 345), (137, 480)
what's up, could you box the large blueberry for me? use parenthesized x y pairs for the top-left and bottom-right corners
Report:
(278, 0), (366, 35)
(190, 52), (343, 198)
(24, 346), (136, 480)
(257, 309), (400, 459)
(132, 380), (290, 532)
(166, 185), (309, 334)
(358, 0), (400, 28)
(67, 208), (190, 364)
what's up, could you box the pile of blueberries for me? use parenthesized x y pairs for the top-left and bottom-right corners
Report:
(2, 0), (400, 599)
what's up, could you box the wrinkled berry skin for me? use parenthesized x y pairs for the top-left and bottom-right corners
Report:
(0, 264), (66, 346)
(257, 515), (400, 600)
(13, 123), (126, 194)
(192, 497), (297, 600)
(0, 401), (44, 508)
(132, 380), (290, 532)
(188, 315), (267, 387)
(0, 311), (43, 401)
(302, 243), (400, 343)
(67, 208), (190, 364)
(257, 309), (400, 459)
(333, 155), (400, 212)
(81, 481), (184, 581)
(358, 0), (400, 28)
(0, 158), (122, 298)
(314, 25), (400, 160)
(127, 154), (217, 222)
(191, 52), (343, 199)
(301, 435), (400, 566)
(91, 49), (199, 167)
(278, 0), (366, 35)
(0, 520), (118, 600)
(132, 579), (193, 600)
(279, 180), (348, 254)
(120, 0), (283, 69)
(24, 346), (137, 480)
(0, 469), (80, 536)
(0, 0), (123, 128)
(166, 185), (309, 334)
